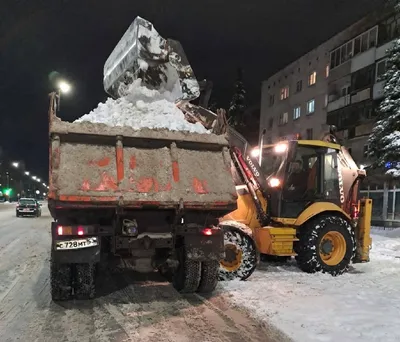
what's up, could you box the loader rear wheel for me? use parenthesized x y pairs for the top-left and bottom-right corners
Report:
(74, 263), (96, 299)
(50, 258), (72, 301)
(173, 247), (201, 293)
(296, 215), (355, 276)
(219, 225), (258, 281)
(197, 260), (219, 293)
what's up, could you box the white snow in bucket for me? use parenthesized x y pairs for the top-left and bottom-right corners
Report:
(75, 78), (209, 134)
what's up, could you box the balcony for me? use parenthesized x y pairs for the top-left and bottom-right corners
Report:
(327, 95), (350, 112)
(373, 81), (384, 100)
(350, 49), (376, 73)
(351, 88), (371, 104)
(376, 39), (396, 60)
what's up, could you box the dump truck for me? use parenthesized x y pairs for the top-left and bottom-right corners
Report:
(48, 17), (237, 300)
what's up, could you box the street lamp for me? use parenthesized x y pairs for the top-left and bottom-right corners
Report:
(36, 178), (41, 182)
(58, 81), (71, 94)
(35, 190), (40, 195)
(12, 162), (19, 168)
(25, 171), (30, 176)
(54, 79), (72, 113)
(32, 176), (37, 180)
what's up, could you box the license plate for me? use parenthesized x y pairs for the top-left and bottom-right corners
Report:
(22, 209), (32, 212)
(55, 237), (98, 250)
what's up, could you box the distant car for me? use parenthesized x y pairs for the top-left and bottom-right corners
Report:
(16, 198), (42, 217)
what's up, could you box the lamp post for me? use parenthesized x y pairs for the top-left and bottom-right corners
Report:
(56, 80), (71, 113)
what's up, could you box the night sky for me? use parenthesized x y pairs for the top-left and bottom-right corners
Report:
(0, 0), (383, 180)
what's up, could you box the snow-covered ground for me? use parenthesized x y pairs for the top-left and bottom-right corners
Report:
(220, 227), (400, 342)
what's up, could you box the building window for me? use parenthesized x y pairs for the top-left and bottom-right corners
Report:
(296, 80), (302, 92)
(330, 26), (378, 70)
(306, 128), (313, 140)
(293, 106), (301, 120)
(279, 112), (288, 125)
(307, 99), (315, 114)
(341, 85), (350, 97)
(376, 59), (387, 80)
(308, 71), (317, 86)
(269, 94), (275, 106)
(280, 86), (289, 100)
(268, 118), (273, 129)
(325, 64), (330, 78)
(379, 15), (400, 45)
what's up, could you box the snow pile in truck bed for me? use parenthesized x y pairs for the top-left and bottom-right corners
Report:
(75, 79), (209, 134)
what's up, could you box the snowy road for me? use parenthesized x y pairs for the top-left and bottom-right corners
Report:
(220, 228), (400, 342)
(0, 205), (290, 342)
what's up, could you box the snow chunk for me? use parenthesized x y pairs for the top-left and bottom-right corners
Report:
(75, 79), (209, 134)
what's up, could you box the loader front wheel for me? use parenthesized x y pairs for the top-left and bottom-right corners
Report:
(173, 247), (201, 293)
(296, 215), (355, 276)
(219, 225), (258, 281)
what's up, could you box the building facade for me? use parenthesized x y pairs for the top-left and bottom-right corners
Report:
(260, 10), (397, 165)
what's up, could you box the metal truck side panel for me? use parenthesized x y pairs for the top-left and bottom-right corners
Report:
(53, 142), (237, 206)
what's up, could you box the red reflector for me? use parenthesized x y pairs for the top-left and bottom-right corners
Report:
(57, 226), (63, 235)
(202, 228), (213, 236)
(77, 227), (84, 236)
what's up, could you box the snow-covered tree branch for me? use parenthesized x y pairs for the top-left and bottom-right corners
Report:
(368, 37), (400, 177)
(228, 68), (247, 129)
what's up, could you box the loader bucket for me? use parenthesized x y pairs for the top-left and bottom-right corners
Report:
(103, 16), (200, 101)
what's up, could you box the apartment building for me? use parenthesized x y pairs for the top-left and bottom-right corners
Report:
(326, 14), (399, 166)
(259, 10), (395, 165)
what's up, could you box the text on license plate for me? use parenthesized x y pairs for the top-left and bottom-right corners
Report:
(55, 237), (98, 250)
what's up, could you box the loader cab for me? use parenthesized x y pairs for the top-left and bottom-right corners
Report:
(256, 140), (343, 219)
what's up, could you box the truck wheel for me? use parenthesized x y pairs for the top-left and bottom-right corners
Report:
(50, 259), (72, 301)
(296, 215), (356, 276)
(74, 263), (96, 299)
(173, 247), (201, 293)
(219, 225), (258, 281)
(197, 260), (219, 293)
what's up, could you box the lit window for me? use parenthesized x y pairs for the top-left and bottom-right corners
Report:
(325, 64), (330, 78)
(307, 99), (315, 114)
(280, 86), (289, 100)
(279, 112), (288, 125)
(308, 71), (317, 86)
(293, 106), (301, 120)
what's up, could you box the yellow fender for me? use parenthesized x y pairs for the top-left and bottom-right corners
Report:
(295, 202), (352, 227)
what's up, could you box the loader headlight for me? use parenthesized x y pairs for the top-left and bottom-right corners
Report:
(269, 177), (280, 188)
(274, 143), (287, 153)
(251, 148), (260, 158)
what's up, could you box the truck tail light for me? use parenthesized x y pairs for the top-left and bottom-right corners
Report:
(202, 228), (213, 236)
(56, 225), (87, 236)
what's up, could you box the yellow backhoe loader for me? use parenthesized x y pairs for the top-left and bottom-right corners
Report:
(218, 129), (373, 280)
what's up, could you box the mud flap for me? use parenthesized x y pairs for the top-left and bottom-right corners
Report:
(184, 233), (224, 262)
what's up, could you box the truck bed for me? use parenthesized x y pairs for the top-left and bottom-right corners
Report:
(48, 117), (237, 210)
